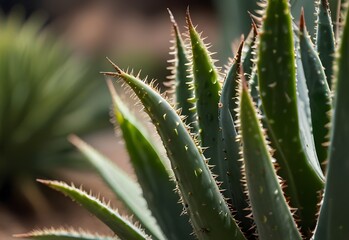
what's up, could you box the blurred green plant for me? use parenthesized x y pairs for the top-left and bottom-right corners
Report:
(0, 12), (108, 211)
(17, 0), (349, 239)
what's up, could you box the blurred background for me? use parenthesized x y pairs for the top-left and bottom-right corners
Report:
(0, 0), (342, 239)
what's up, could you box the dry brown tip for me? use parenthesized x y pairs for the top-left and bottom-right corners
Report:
(106, 57), (122, 74)
(251, 20), (258, 36)
(235, 39), (245, 64)
(321, 0), (330, 9)
(299, 8), (306, 32)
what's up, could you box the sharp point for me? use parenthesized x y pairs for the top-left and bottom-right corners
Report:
(37, 179), (49, 185)
(167, 8), (176, 24)
(185, 6), (193, 29)
(106, 57), (122, 74)
(299, 8), (306, 32)
(251, 20), (258, 35)
(236, 39), (244, 63)
(67, 134), (80, 146)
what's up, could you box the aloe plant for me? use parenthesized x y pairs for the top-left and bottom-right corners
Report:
(0, 12), (107, 210)
(19, 0), (349, 239)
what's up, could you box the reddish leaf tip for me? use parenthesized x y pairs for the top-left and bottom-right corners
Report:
(106, 57), (122, 74)
(299, 8), (306, 32)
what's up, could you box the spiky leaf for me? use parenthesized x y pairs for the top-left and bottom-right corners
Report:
(15, 228), (115, 240)
(316, 0), (336, 87)
(107, 80), (193, 240)
(186, 11), (225, 183)
(219, 41), (253, 235)
(104, 61), (245, 239)
(257, 0), (324, 234)
(38, 180), (148, 240)
(167, 10), (198, 135)
(239, 76), (302, 240)
(314, 6), (349, 239)
(69, 136), (164, 240)
(299, 14), (332, 170)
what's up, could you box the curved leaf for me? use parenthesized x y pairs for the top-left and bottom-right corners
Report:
(103, 61), (245, 239)
(107, 80), (193, 240)
(239, 76), (301, 240)
(38, 180), (148, 240)
(299, 14), (332, 170)
(69, 136), (164, 240)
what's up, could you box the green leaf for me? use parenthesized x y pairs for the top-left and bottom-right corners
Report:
(314, 6), (349, 239)
(239, 76), (301, 240)
(257, 0), (324, 234)
(167, 10), (199, 135)
(38, 180), (148, 240)
(15, 228), (115, 240)
(103, 61), (246, 239)
(219, 41), (254, 236)
(107, 80), (193, 240)
(186, 10), (225, 183)
(299, 13), (332, 170)
(316, 0), (336, 87)
(69, 136), (164, 240)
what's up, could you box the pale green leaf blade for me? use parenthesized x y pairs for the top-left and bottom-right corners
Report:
(69, 136), (164, 240)
(38, 180), (148, 240)
(15, 228), (115, 240)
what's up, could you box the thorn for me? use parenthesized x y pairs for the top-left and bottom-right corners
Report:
(106, 57), (122, 74)
(167, 8), (176, 25)
(186, 6), (194, 29)
(299, 8), (306, 32)
(251, 19), (258, 36)
(101, 71), (118, 77)
(37, 179), (50, 185)
(235, 39), (244, 64)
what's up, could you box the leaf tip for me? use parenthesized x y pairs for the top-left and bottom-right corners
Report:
(299, 7), (306, 32)
(185, 6), (194, 30)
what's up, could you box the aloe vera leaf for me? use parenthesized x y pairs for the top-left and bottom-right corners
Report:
(186, 11), (227, 183)
(107, 80), (193, 240)
(38, 180), (148, 240)
(103, 62), (246, 240)
(15, 229), (115, 240)
(69, 136), (164, 240)
(314, 6), (349, 239)
(299, 14), (332, 170)
(239, 76), (302, 240)
(316, 0), (336, 87)
(219, 41), (254, 236)
(167, 10), (199, 135)
(257, 0), (324, 234)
